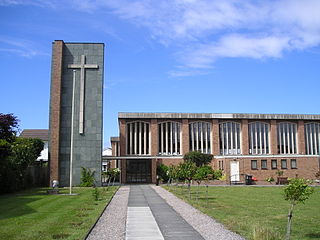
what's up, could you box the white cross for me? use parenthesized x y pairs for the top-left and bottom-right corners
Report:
(68, 55), (99, 134)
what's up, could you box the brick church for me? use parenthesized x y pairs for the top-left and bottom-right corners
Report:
(109, 113), (320, 184)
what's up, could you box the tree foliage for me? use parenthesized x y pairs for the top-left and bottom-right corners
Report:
(157, 163), (169, 182)
(284, 178), (314, 240)
(183, 151), (213, 167)
(0, 113), (19, 143)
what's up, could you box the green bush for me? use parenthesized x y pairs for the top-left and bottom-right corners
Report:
(157, 164), (169, 182)
(184, 151), (213, 167)
(80, 167), (95, 187)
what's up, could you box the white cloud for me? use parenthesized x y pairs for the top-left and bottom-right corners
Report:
(3, 0), (320, 71)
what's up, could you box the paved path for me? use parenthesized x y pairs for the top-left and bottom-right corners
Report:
(126, 185), (204, 240)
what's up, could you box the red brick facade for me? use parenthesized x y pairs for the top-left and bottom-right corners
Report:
(112, 113), (320, 184)
(49, 40), (64, 185)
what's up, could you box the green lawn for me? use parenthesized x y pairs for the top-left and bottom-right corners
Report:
(163, 185), (320, 240)
(0, 187), (118, 240)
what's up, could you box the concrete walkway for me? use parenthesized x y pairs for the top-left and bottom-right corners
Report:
(126, 185), (204, 240)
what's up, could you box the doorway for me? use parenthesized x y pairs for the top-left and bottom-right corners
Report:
(126, 159), (152, 183)
(230, 161), (240, 182)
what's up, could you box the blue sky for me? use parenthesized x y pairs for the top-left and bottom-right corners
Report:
(1, 0), (320, 147)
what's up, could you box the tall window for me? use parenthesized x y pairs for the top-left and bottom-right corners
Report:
(305, 123), (320, 155)
(158, 121), (181, 155)
(249, 122), (269, 154)
(189, 122), (211, 154)
(219, 122), (241, 155)
(126, 121), (150, 155)
(277, 122), (297, 154)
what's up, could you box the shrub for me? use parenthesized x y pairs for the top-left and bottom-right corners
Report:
(157, 164), (169, 182)
(183, 151), (213, 167)
(80, 167), (95, 187)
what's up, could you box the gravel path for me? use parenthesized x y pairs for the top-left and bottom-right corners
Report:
(152, 185), (245, 240)
(86, 186), (129, 240)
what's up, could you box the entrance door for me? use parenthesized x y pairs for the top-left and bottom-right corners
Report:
(126, 160), (151, 183)
(230, 161), (240, 181)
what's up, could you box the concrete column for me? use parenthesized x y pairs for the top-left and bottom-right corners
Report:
(212, 119), (219, 155)
(298, 121), (306, 154)
(182, 119), (189, 155)
(270, 120), (278, 154)
(49, 40), (64, 186)
(119, 119), (126, 184)
(241, 120), (249, 155)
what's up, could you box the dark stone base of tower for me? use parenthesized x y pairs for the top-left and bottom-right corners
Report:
(49, 40), (104, 187)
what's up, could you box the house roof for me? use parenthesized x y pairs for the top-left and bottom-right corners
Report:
(118, 112), (320, 120)
(20, 129), (49, 141)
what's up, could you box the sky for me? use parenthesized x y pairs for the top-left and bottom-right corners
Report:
(1, 0), (320, 148)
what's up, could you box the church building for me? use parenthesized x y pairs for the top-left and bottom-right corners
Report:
(110, 112), (320, 184)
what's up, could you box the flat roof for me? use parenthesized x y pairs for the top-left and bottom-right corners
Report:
(20, 129), (49, 141)
(118, 112), (320, 120)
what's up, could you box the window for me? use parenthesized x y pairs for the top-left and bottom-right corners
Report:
(219, 122), (241, 155)
(271, 160), (277, 169)
(249, 122), (270, 154)
(189, 122), (211, 154)
(218, 160), (224, 170)
(305, 123), (320, 155)
(261, 160), (267, 169)
(281, 159), (287, 169)
(158, 121), (181, 155)
(126, 121), (150, 155)
(251, 160), (258, 170)
(291, 159), (297, 169)
(277, 122), (297, 154)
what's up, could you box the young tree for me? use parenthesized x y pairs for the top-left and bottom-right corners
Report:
(178, 161), (197, 199)
(194, 165), (213, 201)
(184, 151), (213, 167)
(284, 178), (314, 240)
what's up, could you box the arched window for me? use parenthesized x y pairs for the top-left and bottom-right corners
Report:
(305, 122), (320, 155)
(219, 122), (241, 155)
(126, 121), (150, 155)
(277, 122), (297, 154)
(158, 121), (181, 155)
(189, 122), (211, 154)
(249, 122), (270, 154)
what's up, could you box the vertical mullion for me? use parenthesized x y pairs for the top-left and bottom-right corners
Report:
(291, 124), (294, 154)
(191, 123), (194, 151)
(166, 122), (168, 155)
(175, 123), (178, 154)
(259, 123), (262, 154)
(170, 122), (173, 155)
(250, 123), (253, 154)
(310, 124), (314, 155)
(306, 124), (309, 155)
(205, 123), (208, 154)
(134, 122), (137, 154)
(230, 123), (234, 154)
(221, 124), (224, 155)
(279, 124), (282, 154)
(226, 123), (229, 154)
(263, 123), (267, 154)
(161, 123), (164, 154)
(144, 123), (146, 155)
(282, 124), (286, 154)
(130, 123), (133, 154)
(196, 123), (199, 151)
(317, 124), (320, 155)
(200, 123), (204, 153)
(313, 124), (317, 155)
(139, 122), (142, 155)
(255, 123), (258, 154)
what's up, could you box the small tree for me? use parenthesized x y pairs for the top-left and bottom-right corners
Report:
(157, 164), (169, 183)
(194, 165), (213, 201)
(183, 151), (213, 167)
(177, 161), (197, 199)
(284, 178), (314, 240)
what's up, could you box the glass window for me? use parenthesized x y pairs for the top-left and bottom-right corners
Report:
(271, 160), (277, 169)
(159, 121), (181, 155)
(249, 122), (270, 154)
(219, 122), (241, 155)
(291, 159), (297, 169)
(251, 160), (258, 170)
(189, 122), (211, 154)
(261, 160), (267, 169)
(281, 159), (287, 169)
(126, 121), (150, 155)
(277, 122), (297, 154)
(305, 123), (320, 155)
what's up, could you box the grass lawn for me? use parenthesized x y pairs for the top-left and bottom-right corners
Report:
(163, 185), (320, 240)
(0, 187), (118, 240)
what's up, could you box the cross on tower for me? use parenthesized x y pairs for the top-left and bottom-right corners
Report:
(68, 55), (99, 134)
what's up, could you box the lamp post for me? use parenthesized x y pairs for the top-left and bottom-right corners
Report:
(69, 70), (76, 195)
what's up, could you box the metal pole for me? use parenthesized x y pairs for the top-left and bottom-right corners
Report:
(69, 70), (76, 195)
